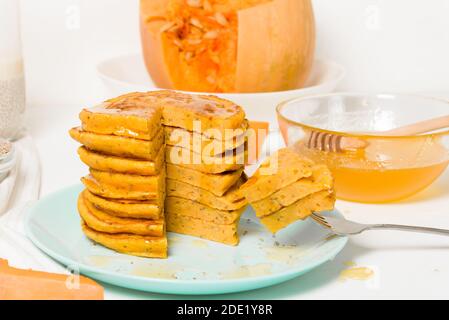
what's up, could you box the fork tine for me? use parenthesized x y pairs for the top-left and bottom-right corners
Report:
(310, 215), (327, 228)
(312, 213), (328, 223)
(310, 213), (331, 229)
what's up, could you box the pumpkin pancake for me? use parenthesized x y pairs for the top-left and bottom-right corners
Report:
(165, 197), (244, 225)
(81, 175), (164, 201)
(240, 148), (314, 203)
(164, 124), (248, 156)
(166, 145), (245, 174)
(83, 190), (162, 220)
(166, 177), (247, 211)
(89, 169), (165, 194)
(260, 190), (336, 234)
(166, 163), (243, 197)
(81, 91), (246, 139)
(81, 223), (168, 258)
(69, 127), (164, 160)
(251, 165), (334, 217)
(152, 91), (246, 136)
(166, 213), (239, 246)
(78, 194), (164, 237)
(80, 92), (163, 141)
(78, 146), (165, 176)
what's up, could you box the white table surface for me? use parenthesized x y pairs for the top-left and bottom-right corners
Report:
(25, 100), (449, 300)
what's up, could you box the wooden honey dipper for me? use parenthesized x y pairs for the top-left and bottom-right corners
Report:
(307, 115), (449, 153)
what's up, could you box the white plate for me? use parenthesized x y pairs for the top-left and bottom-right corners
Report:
(25, 184), (348, 295)
(97, 54), (345, 125)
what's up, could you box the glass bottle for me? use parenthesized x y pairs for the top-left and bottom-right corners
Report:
(0, 0), (25, 140)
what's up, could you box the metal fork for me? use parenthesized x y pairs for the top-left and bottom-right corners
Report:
(311, 213), (449, 236)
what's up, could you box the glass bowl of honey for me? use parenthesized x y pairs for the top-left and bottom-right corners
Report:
(277, 93), (449, 203)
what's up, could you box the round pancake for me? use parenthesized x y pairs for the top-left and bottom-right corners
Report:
(69, 127), (164, 160)
(78, 146), (165, 176)
(166, 163), (243, 197)
(80, 92), (163, 141)
(164, 125), (248, 156)
(166, 213), (239, 246)
(165, 197), (245, 225)
(81, 223), (168, 259)
(165, 145), (246, 174)
(81, 175), (163, 201)
(166, 177), (247, 211)
(83, 190), (162, 219)
(78, 193), (164, 237)
(157, 91), (246, 136)
(89, 169), (165, 194)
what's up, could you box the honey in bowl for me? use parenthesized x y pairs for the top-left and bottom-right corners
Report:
(293, 133), (449, 203)
(277, 93), (449, 204)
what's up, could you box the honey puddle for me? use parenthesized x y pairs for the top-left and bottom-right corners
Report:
(221, 264), (272, 280)
(264, 246), (304, 265)
(168, 236), (183, 244)
(132, 264), (177, 279)
(87, 255), (122, 268)
(192, 240), (209, 248)
(339, 267), (374, 282)
(344, 261), (357, 267)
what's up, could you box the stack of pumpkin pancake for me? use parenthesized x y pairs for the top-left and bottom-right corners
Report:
(69, 92), (338, 258)
(70, 91), (250, 258)
(160, 91), (249, 246)
(69, 93), (168, 258)
(240, 148), (336, 234)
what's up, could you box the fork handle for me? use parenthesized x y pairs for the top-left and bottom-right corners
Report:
(370, 224), (449, 236)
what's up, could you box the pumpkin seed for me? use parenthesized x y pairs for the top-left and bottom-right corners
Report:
(187, 38), (202, 45)
(196, 47), (207, 55)
(203, 30), (219, 39)
(190, 17), (203, 29)
(185, 52), (194, 61)
(214, 12), (228, 26)
(160, 21), (176, 32)
(187, 0), (202, 8)
(173, 39), (183, 48)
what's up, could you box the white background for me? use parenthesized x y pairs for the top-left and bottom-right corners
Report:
(14, 0), (449, 300)
(20, 0), (449, 107)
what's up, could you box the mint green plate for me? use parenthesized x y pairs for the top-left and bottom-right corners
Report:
(25, 184), (347, 295)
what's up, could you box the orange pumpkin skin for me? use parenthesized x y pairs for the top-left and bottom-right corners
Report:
(140, 0), (315, 93)
(140, 1), (173, 90)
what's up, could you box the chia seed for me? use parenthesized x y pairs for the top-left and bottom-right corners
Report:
(0, 67), (26, 140)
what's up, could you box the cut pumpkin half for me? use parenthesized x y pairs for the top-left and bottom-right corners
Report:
(140, 0), (315, 93)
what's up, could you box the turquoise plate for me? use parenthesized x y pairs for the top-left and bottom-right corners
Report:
(25, 184), (347, 295)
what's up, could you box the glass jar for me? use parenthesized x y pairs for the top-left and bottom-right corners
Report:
(0, 0), (25, 140)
